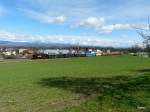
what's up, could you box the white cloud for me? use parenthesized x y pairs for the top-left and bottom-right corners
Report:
(99, 25), (114, 34)
(0, 31), (136, 47)
(24, 9), (67, 24)
(99, 24), (131, 34)
(113, 24), (131, 30)
(80, 17), (105, 28)
(79, 17), (132, 34)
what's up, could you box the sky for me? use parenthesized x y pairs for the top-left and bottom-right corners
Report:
(0, 0), (150, 47)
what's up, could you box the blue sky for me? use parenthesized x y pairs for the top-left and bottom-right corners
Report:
(0, 0), (150, 47)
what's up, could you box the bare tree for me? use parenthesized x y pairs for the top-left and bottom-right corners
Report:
(133, 17), (150, 57)
(136, 30), (150, 57)
(144, 36), (150, 57)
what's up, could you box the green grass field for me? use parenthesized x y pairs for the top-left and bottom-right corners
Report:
(0, 55), (149, 112)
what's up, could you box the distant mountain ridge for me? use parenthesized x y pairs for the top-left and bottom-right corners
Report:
(0, 40), (73, 48)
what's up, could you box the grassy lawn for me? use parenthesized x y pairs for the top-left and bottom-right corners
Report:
(0, 55), (149, 112)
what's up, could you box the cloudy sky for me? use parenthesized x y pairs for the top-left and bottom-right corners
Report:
(0, 0), (150, 47)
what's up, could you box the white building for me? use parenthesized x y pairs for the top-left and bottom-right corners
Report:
(96, 50), (103, 56)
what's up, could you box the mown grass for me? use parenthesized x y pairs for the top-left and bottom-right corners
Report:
(0, 55), (149, 112)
